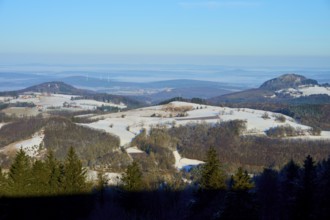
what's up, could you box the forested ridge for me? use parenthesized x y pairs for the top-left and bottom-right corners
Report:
(132, 121), (330, 172)
(0, 116), (129, 171)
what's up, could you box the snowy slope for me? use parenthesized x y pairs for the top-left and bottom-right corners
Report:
(77, 101), (330, 147)
(14, 130), (45, 157)
(8, 93), (126, 110)
(0, 130), (45, 157)
(276, 85), (330, 98)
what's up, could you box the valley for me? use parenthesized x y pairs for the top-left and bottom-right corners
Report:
(1, 73), (330, 219)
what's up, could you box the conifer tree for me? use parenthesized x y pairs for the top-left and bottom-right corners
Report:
(121, 161), (143, 191)
(255, 168), (279, 219)
(0, 167), (7, 196)
(296, 155), (316, 220)
(62, 147), (87, 194)
(220, 167), (256, 220)
(31, 160), (49, 195)
(45, 150), (62, 194)
(232, 167), (253, 191)
(200, 147), (226, 190)
(8, 149), (32, 195)
(278, 160), (300, 219)
(315, 157), (330, 219)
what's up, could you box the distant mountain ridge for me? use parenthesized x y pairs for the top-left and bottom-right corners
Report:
(21, 81), (95, 95)
(0, 81), (145, 108)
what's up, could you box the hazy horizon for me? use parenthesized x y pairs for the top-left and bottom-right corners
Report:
(1, 1), (329, 88)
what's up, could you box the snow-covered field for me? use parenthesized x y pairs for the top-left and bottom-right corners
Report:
(276, 85), (330, 98)
(6, 93), (127, 111)
(78, 101), (330, 147)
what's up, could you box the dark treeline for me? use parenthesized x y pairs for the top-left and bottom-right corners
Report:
(71, 93), (144, 108)
(0, 148), (89, 197)
(158, 96), (207, 105)
(0, 102), (36, 112)
(1, 147), (330, 219)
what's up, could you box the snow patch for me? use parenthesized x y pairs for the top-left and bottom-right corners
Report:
(173, 150), (204, 171)
(126, 146), (144, 154)
(14, 130), (45, 157)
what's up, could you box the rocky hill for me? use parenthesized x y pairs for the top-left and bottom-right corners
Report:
(259, 74), (318, 91)
(209, 74), (330, 104)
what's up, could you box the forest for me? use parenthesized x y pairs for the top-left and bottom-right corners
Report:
(0, 147), (329, 219)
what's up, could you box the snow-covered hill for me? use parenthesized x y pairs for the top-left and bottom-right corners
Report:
(78, 101), (330, 147)
(6, 93), (126, 111)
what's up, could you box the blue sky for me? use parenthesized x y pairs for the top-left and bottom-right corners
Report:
(0, 0), (329, 66)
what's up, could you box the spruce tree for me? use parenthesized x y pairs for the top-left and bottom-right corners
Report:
(278, 160), (300, 219)
(45, 150), (62, 194)
(296, 155), (316, 220)
(315, 157), (330, 219)
(232, 167), (253, 191)
(31, 160), (49, 195)
(200, 147), (226, 190)
(220, 167), (256, 220)
(8, 149), (32, 196)
(62, 147), (87, 194)
(121, 161), (143, 191)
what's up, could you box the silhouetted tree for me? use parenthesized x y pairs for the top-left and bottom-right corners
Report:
(219, 167), (256, 220)
(315, 157), (330, 219)
(295, 155), (316, 220)
(255, 168), (279, 220)
(278, 160), (300, 219)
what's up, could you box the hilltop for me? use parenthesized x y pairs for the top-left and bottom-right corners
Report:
(209, 74), (330, 104)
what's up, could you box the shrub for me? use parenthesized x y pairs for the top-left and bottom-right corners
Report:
(275, 114), (286, 123)
(266, 125), (300, 138)
(261, 112), (270, 119)
(309, 127), (321, 136)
